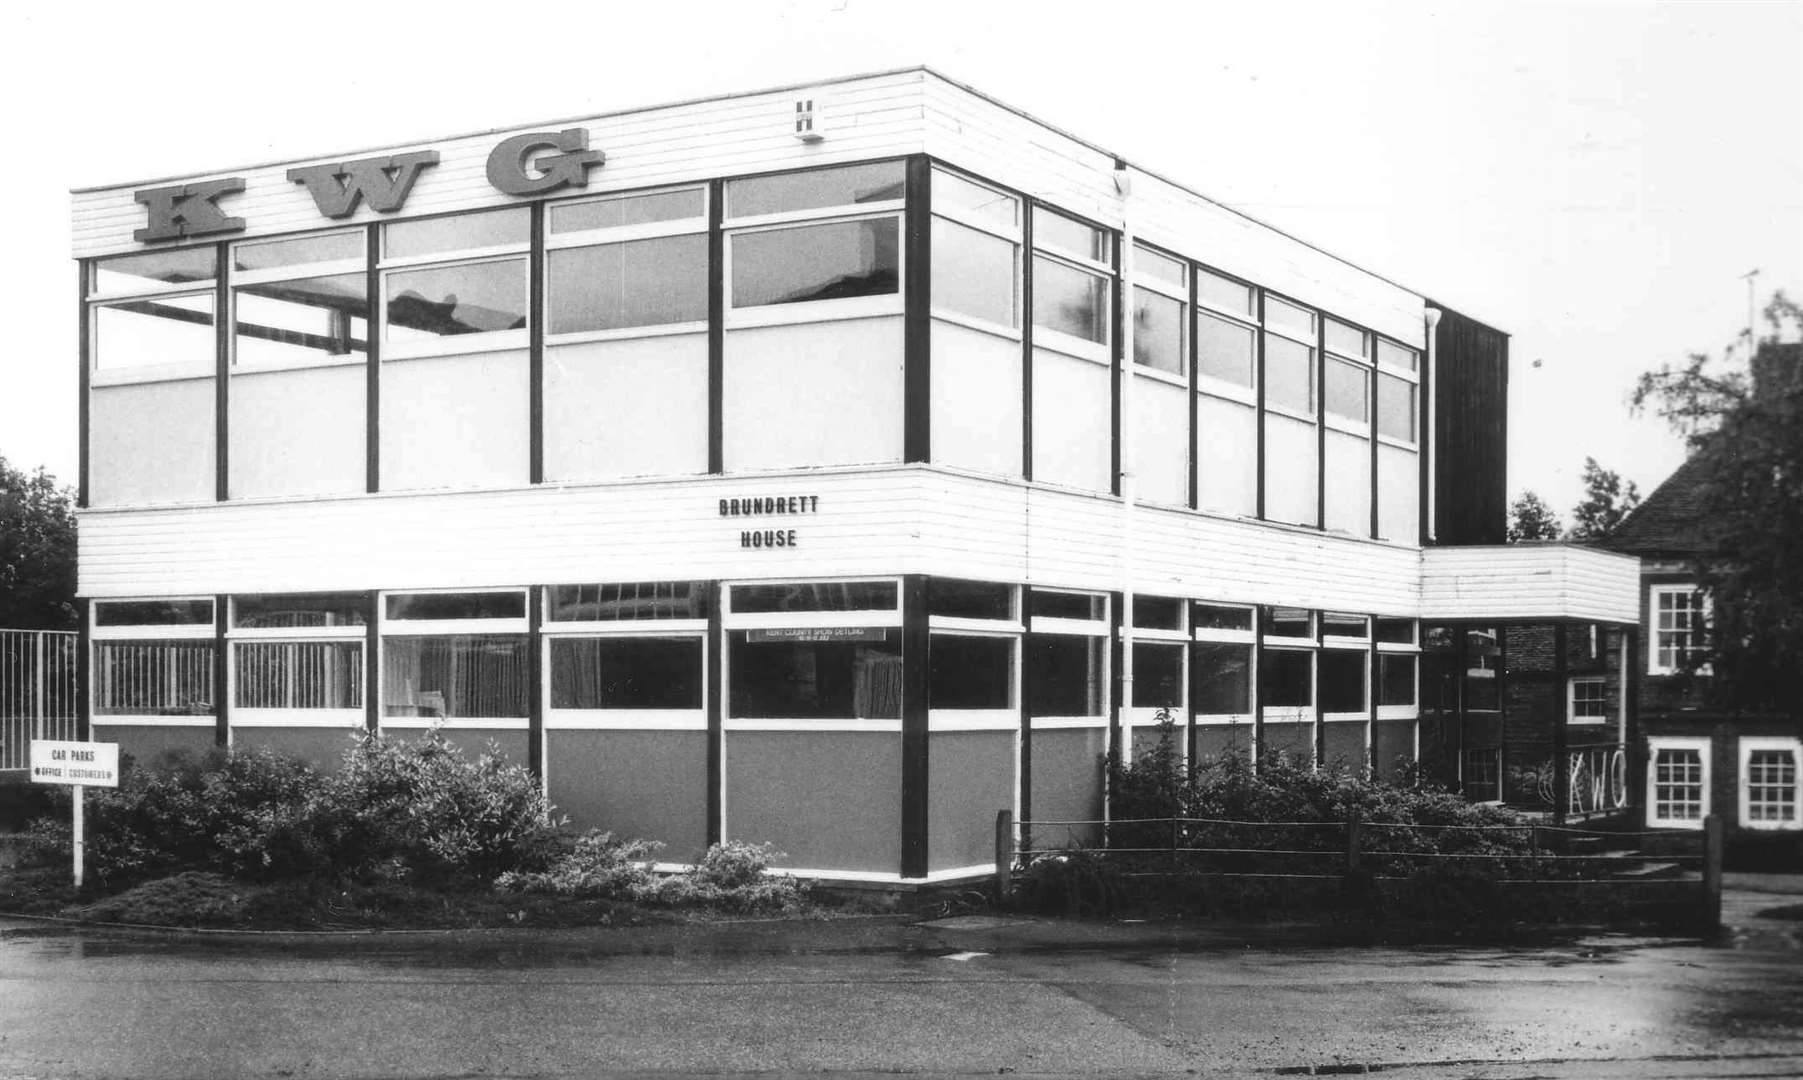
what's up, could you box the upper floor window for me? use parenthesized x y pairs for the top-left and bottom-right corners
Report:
(1131, 244), (1186, 378)
(1568, 676), (1607, 723)
(1031, 208), (1112, 352)
(931, 168), (1020, 330)
(1649, 586), (1710, 675)
(547, 186), (707, 337)
(726, 162), (904, 320)
(381, 208), (530, 356)
(232, 229), (368, 371)
(88, 248), (219, 383)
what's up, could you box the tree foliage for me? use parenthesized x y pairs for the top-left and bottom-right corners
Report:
(1567, 457), (1641, 541)
(1507, 491), (1563, 541)
(1633, 290), (1803, 710)
(0, 455), (77, 629)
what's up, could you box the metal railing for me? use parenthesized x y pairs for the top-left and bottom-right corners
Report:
(1, 629), (80, 771)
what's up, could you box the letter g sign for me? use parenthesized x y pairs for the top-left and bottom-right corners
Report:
(486, 129), (605, 196)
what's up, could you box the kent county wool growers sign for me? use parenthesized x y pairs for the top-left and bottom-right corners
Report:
(132, 129), (606, 242)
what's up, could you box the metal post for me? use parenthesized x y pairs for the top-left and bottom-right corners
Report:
(994, 809), (1015, 902)
(33, 632), (46, 742)
(1702, 813), (1724, 930)
(72, 785), (85, 890)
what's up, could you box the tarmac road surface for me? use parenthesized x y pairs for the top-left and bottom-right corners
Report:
(0, 882), (1799, 1080)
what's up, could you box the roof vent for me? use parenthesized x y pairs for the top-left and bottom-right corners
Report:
(794, 96), (825, 142)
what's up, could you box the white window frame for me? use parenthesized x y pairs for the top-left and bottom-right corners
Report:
(1649, 585), (1712, 676)
(89, 597), (218, 727)
(1373, 340), (1422, 449)
(722, 577), (904, 732)
(1130, 241), (1188, 385)
(1026, 588), (1110, 729)
(1647, 735), (1712, 830)
(930, 166), (1022, 338)
(1194, 305), (1260, 406)
(1739, 736), (1802, 831)
(541, 580), (709, 730)
(1192, 602), (1256, 726)
(378, 587), (531, 729)
(543, 184), (710, 346)
(228, 227), (369, 376)
(88, 290), (220, 387)
(378, 211), (532, 361)
(1567, 675), (1608, 725)
(227, 594), (367, 728)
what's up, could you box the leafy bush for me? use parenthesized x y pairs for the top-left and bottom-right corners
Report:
(657, 841), (803, 912)
(495, 831), (662, 898)
(1013, 848), (1127, 916)
(497, 834), (802, 913)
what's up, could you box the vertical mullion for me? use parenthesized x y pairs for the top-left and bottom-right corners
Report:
(1369, 346), (1381, 539)
(900, 574), (930, 878)
(214, 595), (229, 749)
(76, 601), (91, 742)
(1315, 318), (1327, 530)
(77, 262), (91, 509)
(215, 243), (230, 502)
(1019, 588), (1034, 849)
(1553, 622), (1570, 824)
(529, 202), (546, 484)
(1255, 293), (1267, 520)
(365, 225), (382, 493)
(1251, 612), (1266, 766)
(1110, 233), (1123, 496)
(528, 587), (544, 777)
(707, 180), (725, 474)
(706, 580), (724, 846)
(364, 591), (381, 733)
(1188, 268), (1200, 510)
(903, 155), (932, 464)
(1021, 207), (1035, 481)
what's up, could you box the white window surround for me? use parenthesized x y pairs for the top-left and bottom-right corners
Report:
(1647, 736), (1712, 830)
(1739, 736), (1802, 831)
(1567, 675), (1608, 724)
(1648, 585), (1712, 676)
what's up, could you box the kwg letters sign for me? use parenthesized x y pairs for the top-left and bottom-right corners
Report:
(134, 129), (607, 243)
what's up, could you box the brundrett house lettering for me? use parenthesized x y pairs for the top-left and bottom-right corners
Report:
(721, 493), (820, 548)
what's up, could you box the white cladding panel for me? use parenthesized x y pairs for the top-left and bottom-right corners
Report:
(81, 466), (1422, 616)
(1196, 395), (1257, 517)
(1130, 375), (1190, 507)
(723, 317), (904, 471)
(1263, 414), (1318, 527)
(919, 74), (1426, 346)
(1031, 347), (1112, 493)
(89, 378), (215, 508)
(229, 363), (366, 499)
(380, 349), (530, 492)
(930, 319), (1022, 477)
(545, 334), (709, 481)
(72, 72), (931, 259)
(1323, 429), (1372, 537)
(1420, 545), (1640, 623)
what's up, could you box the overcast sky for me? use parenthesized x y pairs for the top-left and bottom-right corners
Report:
(3, 0), (1797, 520)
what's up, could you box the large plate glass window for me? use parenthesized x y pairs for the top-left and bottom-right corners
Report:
(931, 168), (1020, 329)
(231, 231), (368, 370)
(230, 593), (368, 720)
(545, 582), (710, 722)
(88, 248), (219, 381)
(1192, 602), (1255, 721)
(928, 580), (1020, 716)
(1031, 208), (1113, 352)
(724, 579), (904, 723)
(1374, 618), (1419, 716)
(381, 208), (530, 356)
(725, 162), (904, 322)
(380, 589), (529, 722)
(546, 187), (707, 337)
(90, 598), (216, 721)
(1028, 589), (1108, 719)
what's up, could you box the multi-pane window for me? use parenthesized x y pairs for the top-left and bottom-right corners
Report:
(1027, 589), (1108, 718)
(1464, 628), (1501, 711)
(91, 598), (216, 718)
(545, 581), (710, 717)
(381, 589), (530, 721)
(230, 593), (367, 716)
(1650, 586), (1710, 675)
(1192, 602), (1255, 722)
(381, 208), (530, 354)
(546, 187), (707, 335)
(231, 230), (368, 369)
(1128, 595), (1187, 710)
(1649, 739), (1710, 827)
(928, 579), (1020, 714)
(1131, 244), (1186, 377)
(1740, 738), (1801, 829)
(88, 248), (219, 380)
(1568, 676), (1607, 724)
(726, 162), (904, 317)
(931, 168), (1020, 328)
(1462, 747), (1502, 802)
(1031, 208), (1113, 350)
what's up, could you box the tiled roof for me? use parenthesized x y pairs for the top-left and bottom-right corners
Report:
(1598, 450), (1719, 558)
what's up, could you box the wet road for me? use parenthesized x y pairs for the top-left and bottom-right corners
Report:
(1, 905), (1800, 1079)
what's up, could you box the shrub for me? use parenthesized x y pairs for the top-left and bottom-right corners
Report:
(497, 835), (803, 913)
(494, 831), (663, 898)
(657, 841), (803, 912)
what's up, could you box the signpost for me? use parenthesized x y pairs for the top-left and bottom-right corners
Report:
(29, 740), (119, 889)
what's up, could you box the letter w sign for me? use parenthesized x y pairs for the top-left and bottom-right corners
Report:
(286, 151), (441, 218)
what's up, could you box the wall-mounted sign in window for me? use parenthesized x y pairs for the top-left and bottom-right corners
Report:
(746, 627), (885, 644)
(720, 493), (821, 549)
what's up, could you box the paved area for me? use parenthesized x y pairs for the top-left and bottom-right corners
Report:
(0, 882), (1799, 1079)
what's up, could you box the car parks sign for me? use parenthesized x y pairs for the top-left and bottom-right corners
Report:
(29, 740), (120, 788)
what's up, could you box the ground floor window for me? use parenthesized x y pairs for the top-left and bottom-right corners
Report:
(235, 641), (362, 710)
(383, 635), (530, 719)
(94, 640), (215, 716)
(929, 633), (1014, 710)
(1648, 737), (1711, 828)
(729, 629), (902, 719)
(1741, 738), (1801, 829)
(1027, 634), (1104, 717)
(550, 636), (702, 710)
(1461, 747), (1501, 802)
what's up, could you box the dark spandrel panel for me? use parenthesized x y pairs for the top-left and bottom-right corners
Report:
(1260, 647), (1314, 708)
(382, 635), (529, 718)
(1027, 634), (1104, 716)
(1132, 641), (1184, 708)
(1133, 596), (1183, 631)
(726, 162), (905, 219)
(233, 231), (364, 273)
(727, 630), (902, 719)
(1262, 607), (1314, 639)
(1325, 357), (1370, 422)
(549, 188), (705, 233)
(92, 247), (218, 295)
(384, 591), (525, 622)
(730, 218), (898, 307)
(931, 217), (1017, 326)
(1193, 603), (1254, 632)
(1321, 612), (1369, 639)
(548, 582), (712, 622)
(1031, 255), (1110, 344)
(1033, 208), (1110, 264)
(928, 579), (1014, 621)
(1196, 311), (1255, 387)
(234, 592), (369, 629)
(94, 599), (215, 627)
(730, 582), (898, 614)
(384, 259), (528, 339)
(234, 273), (369, 365)
(234, 641), (362, 708)
(1192, 641), (1252, 713)
(1319, 649), (1368, 712)
(383, 207), (529, 260)
(548, 234), (707, 333)
(1133, 288), (1185, 376)
(929, 633), (1014, 709)
(1379, 653), (1417, 707)
(1374, 618), (1416, 645)
(1030, 591), (1105, 622)
(550, 637), (703, 710)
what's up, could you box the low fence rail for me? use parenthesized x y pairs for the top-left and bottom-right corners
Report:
(996, 810), (1723, 927)
(0, 629), (80, 773)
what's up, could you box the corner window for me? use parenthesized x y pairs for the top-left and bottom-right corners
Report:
(88, 249), (220, 382)
(91, 597), (217, 720)
(931, 168), (1020, 329)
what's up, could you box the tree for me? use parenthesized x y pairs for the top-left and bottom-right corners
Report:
(0, 455), (78, 630)
(1566, 457), (1640, 541)
(1633, 290), (1803, 710)
(1507, 491), (1563, 541)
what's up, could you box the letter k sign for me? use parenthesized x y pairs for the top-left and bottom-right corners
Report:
(287, 151), (441, 219)
(133, 179), (246, 242)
